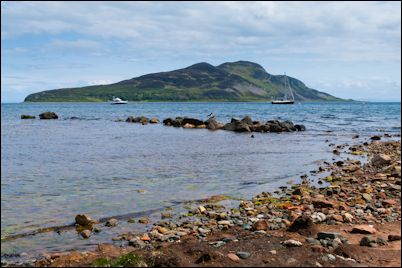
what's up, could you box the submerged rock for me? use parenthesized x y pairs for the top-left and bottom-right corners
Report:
(105, 218), (118, 227)
(75, 214), (95, 226)
(21, 115), (35, 119)
(39, 112), (58, 119)
(80, 230), (91, 239)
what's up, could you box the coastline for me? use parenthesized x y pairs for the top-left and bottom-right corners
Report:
(3, 136), (401, 267)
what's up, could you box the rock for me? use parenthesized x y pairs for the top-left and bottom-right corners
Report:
(360, 236), (377, 247)
(80, 230), (91, 239)
(362, 193), (372, 202)
(317, 232), (340, 240)
(156, 226), (169, 234)
(21, 115), (35, 119)
(205, 118), (223, 130)
(371, 154), (392, 167)
(332, 215), (343, 222)
(140, 233), (151, 241)
(210, 241), (225, 248)
(333, 149), (341, 155)
(217, 220), (231, 225)
(161, 212), (172, 219)
(183, 123), (195, 128)
(388, 234), (401, 241)
(287, 215), (317, 236)
(282, 239), (303, 247)
(149, 118), (159, 124)
(312, 198), (337, 208)
(129, 238), (146, 248)
(75, 214), (94, 226)
(376, 237), (388, 246)
(138, 217), (149, 224)
(236, 252), (251, 259)
(105, 218), (118, 227)
(351, 225), (377, 234)
(344, 213), (354, 223)
(223, 122), (236, 131)
(295, 124), (306, 131)
(370, 135), (381, 140)
(382, 199), (397, 206)
(198, 206), (206, 214)
(253, 220), (269, 231)
(240, 116), (253, 125)
(306, 237), (321, 245)
(234, 121), (251, 132)
(269, 250), (277, 255)
(312, 212), (326, 223)
(227, 253), (240, 262)
(326, 254), (336, 261)
(39, 112), (58, 119)
(182, 118), (204, 126)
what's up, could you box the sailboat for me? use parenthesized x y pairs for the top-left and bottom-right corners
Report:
(110, 96), (128, 104)
(272, 73), (295, 104)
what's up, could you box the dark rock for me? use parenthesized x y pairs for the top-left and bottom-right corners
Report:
(182, 118), (204, 126)
(234, 121), (251, 132)
(236, 252), (251, 259)
(280, 121), (296, 132)
(254, 124), (271, 132)
(266, 122), (283, 132)
(287, 215), (317, 236)
(231, 118), (240, 123)
(360, 236), (376, 247)
(75, 214), (94, 226)
(163, 118), (173, 125)
(205, 118), (222, 130)
(295, 124), (306, 131)
(223, 122), (236, 131)
(105, 218), (118, 227)
(370, 135), (381, 140)
(317, 232), (341, 240)
(253, 220), (269, 231)
(149, 118), (159, 124)
(80, 230), (91, 239)
(388, 234), (401, 241)
(39, 112), (58, 119)
(21, 115), (35, 119)
(376, 237), (388, 246)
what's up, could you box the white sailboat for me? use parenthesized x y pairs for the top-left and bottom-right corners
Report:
(272, 73), (295, 104)
(110, 96), (128, 104)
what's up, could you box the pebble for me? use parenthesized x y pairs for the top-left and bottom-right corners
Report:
(306, 237), (321, 245)
(388, 234), (401, 241)
(138, 217), (149, 224)
(236, 251), (251, 259)
(80, 230), (91, 239)
(269, 250), (277, 255)
(282, 239), (303, 247)
(360, 236), (376, 247)
(227, 253), (240, 262)
(317, 232), (340, 240)
(217, 220), (231, 225)
(105, 218), (118, 227)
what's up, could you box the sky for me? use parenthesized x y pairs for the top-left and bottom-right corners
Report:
(1, 1), (401, 102)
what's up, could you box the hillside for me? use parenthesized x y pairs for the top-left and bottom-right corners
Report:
(24, 61), (343, 102)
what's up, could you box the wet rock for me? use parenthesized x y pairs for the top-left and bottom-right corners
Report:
(80, 230), (91, 239)
(39, 112), (58, 119)
(149, 118), (159, 124)
(287, 215), (317, 236)
(182, 118), (204, 126)
(253, 220), (269, 231)
(351, 225), (377, 234)
(306, 237), (321, 245)
(161, 212), (172, 219)
(183, 123), (195, 128)
(105, 218), (118, 227)
(75, 214), (95, 226)
(295, 124), (306, 131)
(370, 135), (381, 140)
(138, 217), (149, 224)
(240, 116), (253, 125)
(21, 115), (35, 119)
(205, 118), (223, 130)
(282, 239), (303, 247)
(129, 238), (146, 248)
(312, 198), (337, 208)
(236, 252), (251, 259)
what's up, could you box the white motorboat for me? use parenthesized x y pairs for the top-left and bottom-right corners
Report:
(110, 96), (128, 104)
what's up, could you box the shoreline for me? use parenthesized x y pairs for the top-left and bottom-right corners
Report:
(2, 136), (401, 267)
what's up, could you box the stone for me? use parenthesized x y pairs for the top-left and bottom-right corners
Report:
(129, 238), (146, 248)
(371, 154), (392, 167)
(370, 135), (381, 140)
(240, 116), (253, 125)
(198, 206), (206, 214)
(80, 230), (91, 239)
(138, 217), (149, 224)
(344, 213), (354, 222)
(161, 212), (172, 219)
(295, 124), (306, 131)
(105, 218), (118, 227)
(351, 225), (377, 234)
(306, 237), (321, 245)
(312, 212), (326, 223)
(382, 199), (397, 206)
(282, 239), (303, 247)
(157, 226), (169, 234)
(149, 118), (159, 124)
(332, 215), (343, 222)
(21, 115), (35, 119)
(140, 233), (151, 241)
(362, 193), (372, 202)
(360, 236), (376, 247)
(39, 112), (58, 119)
(75, 214), (94, 226)
(236, 252), (251, 259)
(312, 198), (337, 208)
(269, 250), (277, 255)
(182, 118), (205, 126)
(183, 123), (195, 128)
(388, 234), (401, 241)
(253, 220), (269, 231)
(317, 232), (340, 240)
(227, 253), (240, 262)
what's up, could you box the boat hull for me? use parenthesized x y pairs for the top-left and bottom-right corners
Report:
(271, 101), (294, 104)
(111, 102), (128, 104)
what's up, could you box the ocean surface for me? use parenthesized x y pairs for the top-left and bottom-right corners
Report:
(1, 101), (401, 262)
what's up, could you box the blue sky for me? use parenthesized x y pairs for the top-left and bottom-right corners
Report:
(1, 1), (401, 102)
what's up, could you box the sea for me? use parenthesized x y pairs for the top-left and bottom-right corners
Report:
(1, 101), (401, 263)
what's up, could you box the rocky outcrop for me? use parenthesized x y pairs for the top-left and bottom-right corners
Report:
(163, 115), (306, 134)
(39, 112), (58, 119)
(126, 116), (149, 124)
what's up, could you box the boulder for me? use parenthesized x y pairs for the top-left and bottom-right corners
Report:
(254, 124), (271, 133)
(182, 118), (204, 126)
(266, 122), (283, 132)
(105, 218), (118, 227)
(39, 112), (58, 119)
(205, 118), (223, 130)
(163, 118), (173, 125)
(240, 116), (253, 125)
(287, 215), (317, 236)
(253, 220), (269, 231)
(75, 214), (95, 226)
(21, 115), (35, 119)
(234, 121), (251, 132)
(80, 230), (91, 239)
(295, 124), (306, 131)
(223, 122), (236, 131)
(351, 225), (377, 234)
(279, 121), (296, 132)
(149, 118), (159, 124)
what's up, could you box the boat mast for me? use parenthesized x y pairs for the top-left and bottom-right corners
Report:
(283, 73), (288, 100)
(286, 73), (295, 101)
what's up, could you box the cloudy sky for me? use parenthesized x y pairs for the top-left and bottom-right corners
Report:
(1, 1), (401, 102)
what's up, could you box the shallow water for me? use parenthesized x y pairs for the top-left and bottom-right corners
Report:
(1, 101), (400, 261)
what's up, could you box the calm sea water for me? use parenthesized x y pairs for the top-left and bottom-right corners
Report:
(1, 101), (401, 261)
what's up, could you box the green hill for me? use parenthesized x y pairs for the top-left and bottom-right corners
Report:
(24, 61), (343, 102)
